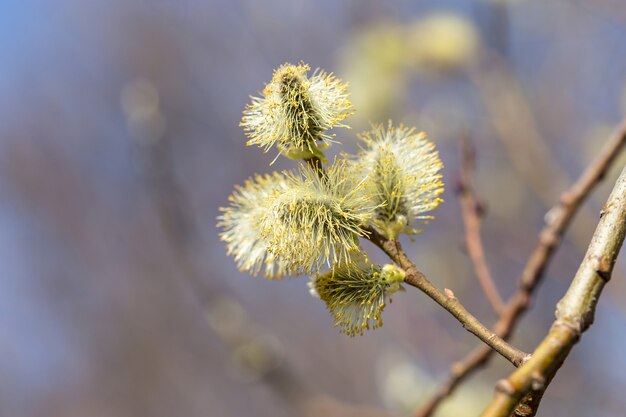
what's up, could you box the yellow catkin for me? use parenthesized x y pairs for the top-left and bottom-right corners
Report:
(312, 258), (405, 336)
(218, 172), (300, 278)
(262, 160), (376, 274)
(353, 122), (444, 239)
(241, 63), (353, 162)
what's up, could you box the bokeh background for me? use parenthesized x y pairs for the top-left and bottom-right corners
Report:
(2, 1), (626, 416)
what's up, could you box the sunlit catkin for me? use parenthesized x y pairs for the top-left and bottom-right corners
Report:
(218, 172), (300, 278)
(311, 258), (406, 336)
(241, 63), (353, 162)
(262, 160), (375, 273)
(220, 62), (446, 337)
(355, 122), (444, 239)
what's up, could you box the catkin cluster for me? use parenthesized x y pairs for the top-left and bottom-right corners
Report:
(219, 62), (444, 335)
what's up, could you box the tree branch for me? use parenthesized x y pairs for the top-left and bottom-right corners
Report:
(415, 118), (626, 417)
(366, 229), (529, 367)
(480, 164), (626, 417)
(457, 137), (504, 315)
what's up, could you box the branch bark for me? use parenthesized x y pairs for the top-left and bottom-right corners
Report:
(367, 230), (529, 367)
(415, 118), (626, 417)
(480, 165), (626, 417)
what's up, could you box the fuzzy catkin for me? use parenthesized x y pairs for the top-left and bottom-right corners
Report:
(353, 122), (444, 239)
(241, 63), (353, 161)
(218, 172), (299, 278)
(311, 258), (405, 336)
(262, 160), (376, 273)
(221, 62), (447, 337)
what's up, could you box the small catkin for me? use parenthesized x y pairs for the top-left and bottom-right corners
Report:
(312, 258), (406, 336)
(353, 122), (444, 239)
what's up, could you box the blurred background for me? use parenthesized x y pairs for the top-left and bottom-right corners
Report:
(1, 1), (626, 416)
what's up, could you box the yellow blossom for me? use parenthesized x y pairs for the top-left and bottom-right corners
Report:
(311, 257), (406, 336)
(241, 63), (353, 162)
(354, 122), (444, 239)
(262, 160), (375, 273)
(218, 172), (301, 278)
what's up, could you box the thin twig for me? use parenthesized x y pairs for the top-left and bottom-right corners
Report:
(457, 137), (504, 315)
(366, 229), (529, 367)
(480, 165), (626, 417)
(414, 301), (526, 417)
(414, 118), (626, 417)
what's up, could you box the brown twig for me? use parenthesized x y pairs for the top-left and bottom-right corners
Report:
(480, 165), (626, 417)
(457, 137), (504, 315)
(366, 229), (529, 367)
(415, 118), (626, 417)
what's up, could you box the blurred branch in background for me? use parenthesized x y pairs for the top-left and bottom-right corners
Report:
(415, 118), (626, 417)
(456, 136), (504, 316)
(578, 0), (626, 25)
(468, 49), (605, 260)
